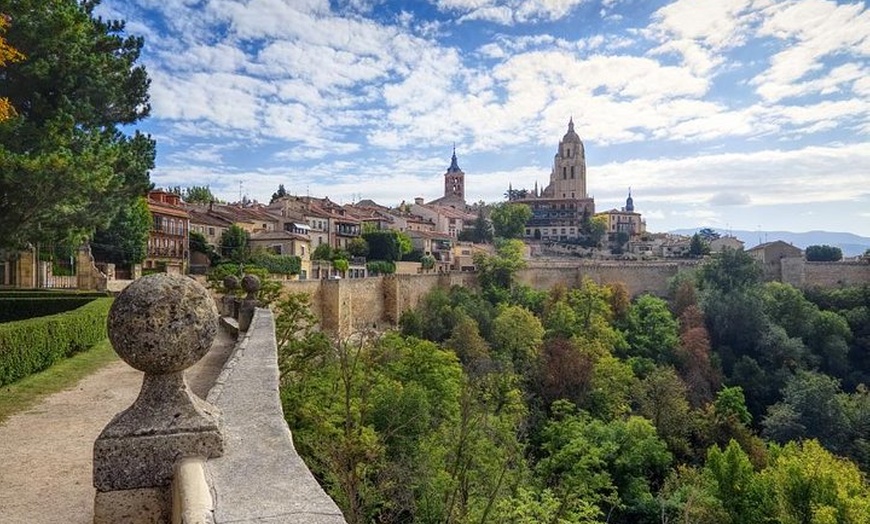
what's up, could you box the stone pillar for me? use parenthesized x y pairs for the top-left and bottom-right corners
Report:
(238, 274), (260, 332)
(93, 273), (223, 524)
(221, 275), (239, 318)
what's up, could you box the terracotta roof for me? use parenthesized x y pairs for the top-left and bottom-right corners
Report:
(187, 209), (233, 227)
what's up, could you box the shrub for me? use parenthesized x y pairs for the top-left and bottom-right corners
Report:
(806, 244), (842, 262)
(366, 260), (396, 275)
(0, 296), (99, 323)
(250, 252), (301, 276)
(0, 298), (112, 386)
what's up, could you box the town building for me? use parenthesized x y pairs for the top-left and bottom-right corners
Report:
(145, 190), (189, 274)
(248, 230), (311, 279)
(596, 190), (646, 242)
(269, 196), (362, 250)
(748, 240), (803, 281)
(709, 235), (745, 253)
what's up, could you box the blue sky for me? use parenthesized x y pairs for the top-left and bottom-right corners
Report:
(96, 0), (870, 236)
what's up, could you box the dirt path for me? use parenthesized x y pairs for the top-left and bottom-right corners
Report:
(0, 359), (142, 524)
(0, 327), (236, 524)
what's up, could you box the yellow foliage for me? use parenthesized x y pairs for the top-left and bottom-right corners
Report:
(0, 14), (25, 121)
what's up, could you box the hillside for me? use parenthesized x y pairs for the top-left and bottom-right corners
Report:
(670, 228), (870, 257)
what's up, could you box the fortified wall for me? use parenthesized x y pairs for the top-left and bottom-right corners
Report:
(286, 262), (698, 335)
(781, 259), (870, 289)
(285, 259), (868, 335)
(284, 273), (478, 337)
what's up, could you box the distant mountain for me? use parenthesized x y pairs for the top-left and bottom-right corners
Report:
(669, 228), (870, 258)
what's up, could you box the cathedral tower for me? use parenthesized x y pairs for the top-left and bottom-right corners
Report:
(544, 117), (587, 199)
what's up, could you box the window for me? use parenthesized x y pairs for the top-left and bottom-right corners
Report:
(270, 244), (282, 255)
(570, 166), (575, 179)
(562, 167), (567, 179)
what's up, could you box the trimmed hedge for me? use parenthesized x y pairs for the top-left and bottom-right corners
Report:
(0, 298), (112, 386)
(0, 297), (101, 323)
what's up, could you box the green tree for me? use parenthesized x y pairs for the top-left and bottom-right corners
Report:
(420, 254), (435, 271)
(689, 233), (710, 257)
(189, 230), (219, 265)
(699, 247), (762, 293)
(347, 236), (369, 258)
(270, 183), (288, 204)
(0, 0), (154, 249)
(704, 440), (771, 524)
(762, 370), (850, 454)
(89, 195), (151, 266)
(312, 243), (333, 260)
(762, 440), (870, 524)
(474, 238), (527, 302)
(363, 230), (400, 262)
(806, 244), (843, 262)
(633, 366), (693, 458)
(585, 215), (607, 248)
(623, 294), (680, 362)
(492, 305), (544, 374)
(220, 224), (250, 263)
(471, 206), (493, 243)
(490, 202), (532, 239)
(183, 185), (216, 204)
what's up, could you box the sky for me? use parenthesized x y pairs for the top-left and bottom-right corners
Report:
(95, 0), (870, 236)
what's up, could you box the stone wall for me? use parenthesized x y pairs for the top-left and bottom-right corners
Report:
(517, 260), (700, 297)
(282, 273), (477, 336)
(280, 259), (867, 336)
(782, 259), (870, 288)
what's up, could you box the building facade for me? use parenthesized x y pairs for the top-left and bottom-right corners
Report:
(145, 190), (189, 274)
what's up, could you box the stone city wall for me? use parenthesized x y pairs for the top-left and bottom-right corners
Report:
(280, 259), (867, 336)
(782, 259), (870, 289)
(517, 260), (700, 297)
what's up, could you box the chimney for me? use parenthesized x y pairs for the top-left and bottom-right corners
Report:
(414, 197), (424, 205)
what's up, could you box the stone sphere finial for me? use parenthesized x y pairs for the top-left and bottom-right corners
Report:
(241, 274), (260, 299)
(223, 274), (239, 291)
(108, 273), (219, 375)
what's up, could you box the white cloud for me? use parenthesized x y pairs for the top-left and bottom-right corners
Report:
(751, 0), (870, 102)
(433, 0), (588, 24)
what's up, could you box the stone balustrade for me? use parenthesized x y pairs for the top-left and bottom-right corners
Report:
(93, 273), (346, 523)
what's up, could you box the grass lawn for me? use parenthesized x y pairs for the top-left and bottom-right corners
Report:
(0, 339), (118, 424)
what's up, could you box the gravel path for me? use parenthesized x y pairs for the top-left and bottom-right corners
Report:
(0, 327), (235, 524)
(0, 359), (142, 524)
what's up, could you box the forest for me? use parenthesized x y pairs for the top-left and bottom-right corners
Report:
(276, 243), (870, 524)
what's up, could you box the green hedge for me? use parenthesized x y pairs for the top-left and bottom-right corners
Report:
(0, 298), (112, 386)
(0, 297), (102, 323)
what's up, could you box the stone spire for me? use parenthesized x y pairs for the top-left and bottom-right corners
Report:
(625, 188), (634, 212)
(448, 144), (461, 173)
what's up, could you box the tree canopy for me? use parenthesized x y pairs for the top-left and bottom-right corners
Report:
(0, 15), (24, 121)
(806, 244), (843, 262)
(490, 202), (531, 239)
(0, 0), (154, 249)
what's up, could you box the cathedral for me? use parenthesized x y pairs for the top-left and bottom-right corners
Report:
(509, 118), (596, 241)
